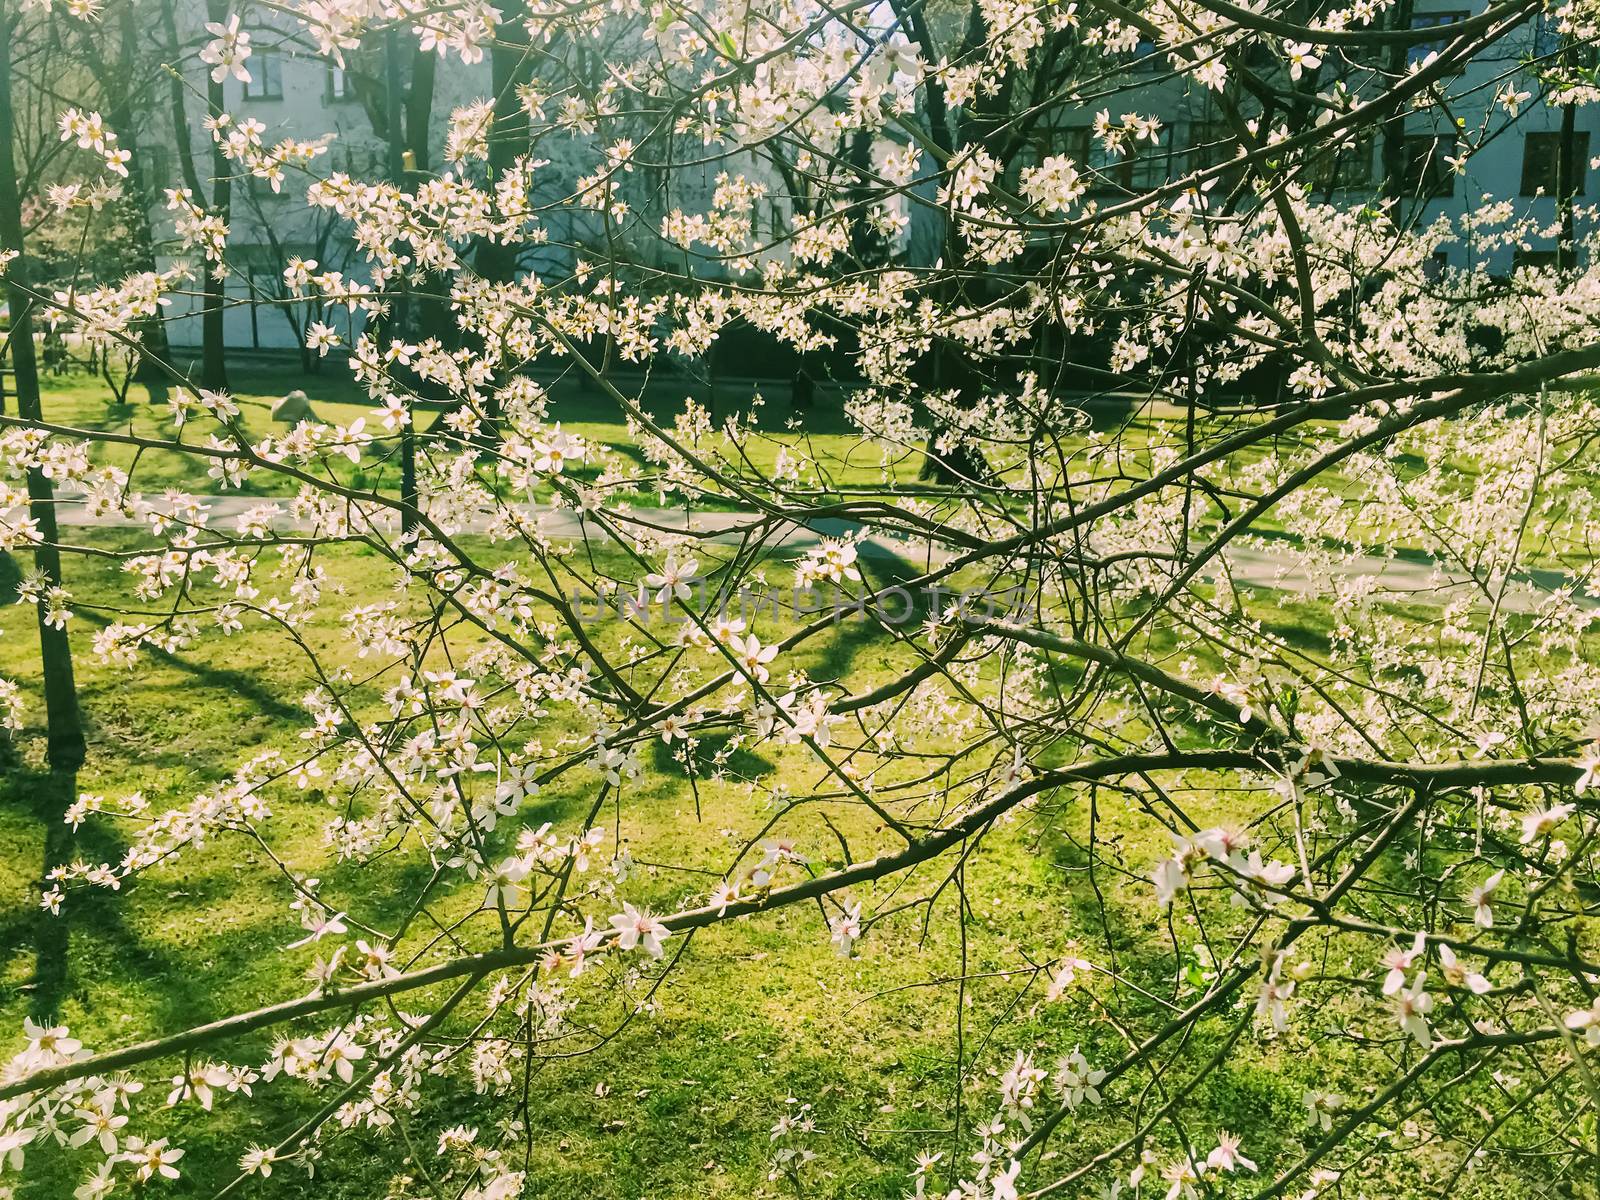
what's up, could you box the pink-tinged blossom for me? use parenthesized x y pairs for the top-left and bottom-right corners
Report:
(828, 899), (862, 956)
(610, 903), (670, 958)
(1380, 932), (1427, 996)
(1393, 974), (1435, 1048)
(1438, 944), (1491, 994)
(1206, 1131), (1257, 1174)
(1467, 870), (1504, 928)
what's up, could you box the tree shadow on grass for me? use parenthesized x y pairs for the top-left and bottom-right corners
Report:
(651, 728), (774, 779)
(0, 553), (316, 1020)
(72, 608), (303, 724)
(802, 550), (932, 692)
(0, 760), (272, 1031)
(1252, 613), (1334, 657)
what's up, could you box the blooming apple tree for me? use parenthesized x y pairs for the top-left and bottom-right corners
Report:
(4, 0), (1600, 1198)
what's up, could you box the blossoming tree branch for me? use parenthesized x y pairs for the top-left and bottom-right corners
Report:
(2, 0), (1600, 1197)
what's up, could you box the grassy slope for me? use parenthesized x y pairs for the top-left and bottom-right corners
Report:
(25, 368), (937, 505)
(0, 536), (1568, 1200)
(32, 367), (1559, 576)
(0, 372), (1575, 1198)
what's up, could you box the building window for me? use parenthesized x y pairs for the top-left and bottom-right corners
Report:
(246, 263), (281, 300)
(247, 173), (287, 201)
(1126, 128), (1174, 189)
(1057, 127), (1092, 158)
(1187, 120), (1234, 174)
(332, 144), (384, 177)
(1186, 121), (1247, 197)
(1058, 127), (1119, 191)
(242, 46), (283, 100)
(1053, 127), (1099, 186)
(1061, 126), (1172, 192)
(1310, 132), (1374, 191)
(1512, 247), (1559, 272)
(1520, 131), (1590, 196)
(325, 64), (355, 103)
(1401, 135), (1456, 198)
(1408, 12), (1469, 67)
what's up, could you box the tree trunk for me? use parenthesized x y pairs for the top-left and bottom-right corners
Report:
(906, 0), (995, 486)
(385, 27), (418, 534)
(107, 2), (172, 384)
(1380, 0), (1416, 203)
(464, 0), (533, 441)
(405, 45), (436, 174)
(476, 0), (530, 287)
(1557, 87), (1579, 271)
(0, 10), (89, 1018)
(199, 0), (230, 389)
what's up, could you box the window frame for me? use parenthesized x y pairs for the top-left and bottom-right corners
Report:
(1400, 134), (1458, 200)
(1310, 131), (1375, 193)
(1520, 130), (1590, 198)
(325, 64), (356, 104)
(241, 41), (284, 101)
(1407, 11), (1470, 68)
(1186, 120), (1235, 176)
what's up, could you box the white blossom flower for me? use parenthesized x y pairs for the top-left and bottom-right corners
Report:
(610, 902), (670, 958)
(1437, 944), (1491, 994)
(1393, 973), (1435, 1048)
(199, 14), (253, 84)
(1466, 870), (1504, 929)
(1282, 40), (1321, 80)
(128, 1138), (186, 1181)
(1521, 804), (1574, 844)
(1304, 1089), (1342, 1131)
(828, 899), (861, 956)
(1053, 1048), (1106, 1110)
(730, 634), (778, 684)
(1564, 999), (1600, 1046)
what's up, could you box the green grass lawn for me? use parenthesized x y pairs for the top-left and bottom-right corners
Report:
(0, 527), (1577, 1200)
(0, 535), (1139, 1198)
(24, 366), (948, 506)
(30, 364), (1585, 584)
(0, 371), (1587, 1199)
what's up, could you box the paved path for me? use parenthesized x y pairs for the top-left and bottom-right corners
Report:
(45, 491), (1596, 614)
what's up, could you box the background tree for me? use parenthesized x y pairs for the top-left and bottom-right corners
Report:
(0, 0), (88, 1020)
(156, 0), (230, 389)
